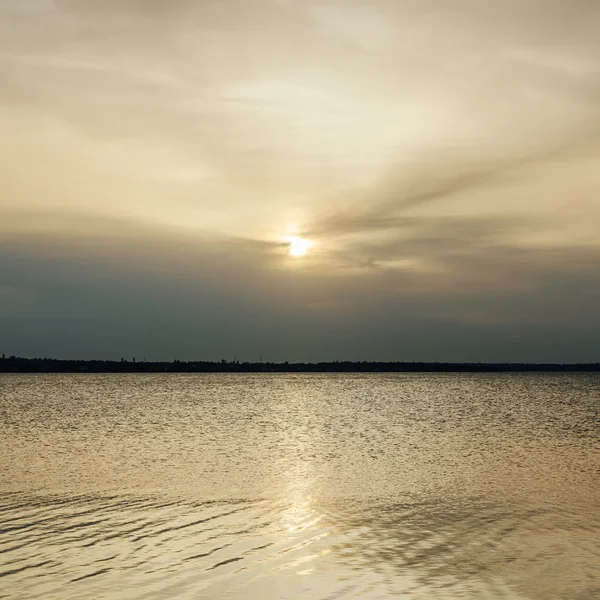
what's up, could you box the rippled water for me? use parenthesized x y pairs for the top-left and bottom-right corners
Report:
(1, 373), (598, 599)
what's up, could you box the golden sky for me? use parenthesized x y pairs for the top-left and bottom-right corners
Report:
(1, 0), (600, 361)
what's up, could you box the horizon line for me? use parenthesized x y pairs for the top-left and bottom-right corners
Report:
(2, 355), (599, 373)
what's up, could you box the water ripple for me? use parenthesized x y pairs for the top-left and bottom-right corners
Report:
(1, 373), (599, 599)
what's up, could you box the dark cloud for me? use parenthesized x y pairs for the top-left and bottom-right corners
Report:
(1, 212), (599, 361)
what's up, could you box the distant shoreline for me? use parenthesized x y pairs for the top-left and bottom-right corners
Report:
(1, 356), (599, 373)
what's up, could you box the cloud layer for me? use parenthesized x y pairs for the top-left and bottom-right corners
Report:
(1, 0), (599, 360)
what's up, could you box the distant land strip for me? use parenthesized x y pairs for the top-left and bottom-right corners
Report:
(1, 356), (599, 373)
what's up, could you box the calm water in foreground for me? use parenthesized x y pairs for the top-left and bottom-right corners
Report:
(0, 373), (598, 600)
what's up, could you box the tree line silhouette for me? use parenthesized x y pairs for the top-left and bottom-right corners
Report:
(1, 355), (599, 373)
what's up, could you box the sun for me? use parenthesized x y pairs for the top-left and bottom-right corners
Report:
(284, 236), (314, 257)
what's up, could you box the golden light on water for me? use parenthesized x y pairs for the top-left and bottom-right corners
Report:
(284, 236), (314, 257)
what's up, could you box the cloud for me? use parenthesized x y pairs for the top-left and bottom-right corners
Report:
(2, 208), (599, 360)
(1, 0), (600, 360)
(303, 130), (600, 240)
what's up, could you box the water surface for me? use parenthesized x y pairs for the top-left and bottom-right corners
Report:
(1, 373), (598, 599)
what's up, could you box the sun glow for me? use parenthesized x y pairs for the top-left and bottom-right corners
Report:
(284, 236), (314, 257)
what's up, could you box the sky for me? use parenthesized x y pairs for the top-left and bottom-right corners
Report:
(1, 0), (600, 362)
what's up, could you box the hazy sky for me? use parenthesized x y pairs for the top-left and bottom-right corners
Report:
(1, 0), (600, 362)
